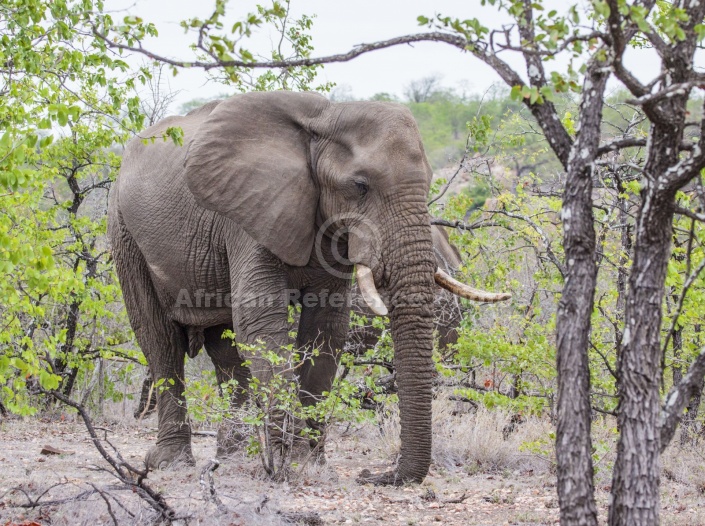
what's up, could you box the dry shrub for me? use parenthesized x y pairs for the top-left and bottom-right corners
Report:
(376, 395), (552, 474)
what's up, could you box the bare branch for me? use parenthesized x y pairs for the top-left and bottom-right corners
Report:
(589, 340), (617, 381)
(431, 217), (511, 232)
(86, 483), (118, 526)
(44, 389), (179, 522)
(200, 459), (228, 514)
(627, 79), (705, 107)
(496, 30), (607, 56)
(428, 152), (468, 206)
(92, 28), (470, 70)
(597, 137), (695, 156)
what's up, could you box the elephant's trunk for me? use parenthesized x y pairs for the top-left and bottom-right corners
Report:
(385, 204), (436, 484)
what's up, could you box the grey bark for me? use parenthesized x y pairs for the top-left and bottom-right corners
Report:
(553, 57), (608, 526)
(608, 1), (705, 523)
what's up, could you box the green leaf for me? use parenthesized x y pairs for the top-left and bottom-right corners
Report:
(39, 369), (60, 390)
(593, 1), (610, 18)
(510, 85), (522, 101)
(57, 107), (68, 126)
(529, 88), (540, 105)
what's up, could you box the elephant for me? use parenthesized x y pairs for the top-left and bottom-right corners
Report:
(108, 91), (510, 485)
(132, 224), (465, 419)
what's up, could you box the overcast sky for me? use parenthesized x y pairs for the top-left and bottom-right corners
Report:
(104, 0), (674, 112)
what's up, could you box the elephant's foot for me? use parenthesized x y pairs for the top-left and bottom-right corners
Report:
(293, 418), (328, 465)
(356, 469), (405, 486)
(215, 426), (246, 459)
(269, 416), (327, 465)
(286, 436), (326, 466)
(145, 443), (195, 470)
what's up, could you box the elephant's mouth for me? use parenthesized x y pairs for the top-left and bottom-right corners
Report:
(355, 264), (511, 315)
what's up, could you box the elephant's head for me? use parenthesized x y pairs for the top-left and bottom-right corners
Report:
(184, 91), (509, 484)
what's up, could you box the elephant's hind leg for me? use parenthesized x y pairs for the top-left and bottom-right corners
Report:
(110, 213), (194, 469)
(203, 324), (250, 458)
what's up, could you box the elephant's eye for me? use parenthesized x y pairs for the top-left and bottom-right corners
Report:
(355, 181), (369, 198)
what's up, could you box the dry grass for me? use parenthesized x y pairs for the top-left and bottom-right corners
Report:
(376, 395), (553, 475)
(5, 404), (705, 524)
(661, 434), (705, 490)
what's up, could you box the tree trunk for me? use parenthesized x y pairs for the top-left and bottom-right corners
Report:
(554, 59), (607, 526)
(609, 136), (679, 526)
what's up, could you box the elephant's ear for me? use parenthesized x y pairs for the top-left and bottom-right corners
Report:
(184, 91), (329, 266)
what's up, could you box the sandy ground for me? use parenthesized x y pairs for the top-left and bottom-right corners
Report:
(0, 415), (704, 525)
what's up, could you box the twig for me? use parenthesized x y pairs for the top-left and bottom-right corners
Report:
(193, 430), (218, 437)
(43, 388), (179, 523)
(661, 256), (705, 356)
(448, 395), (479, 410)
(87, 482), (118, 526)
(428, 152), (468, 206)
(431, 217), (510, 232)
(11, 484), (96, 508)
(589, 340), (617, 381)
(444, 492), (470, 504)
(256, 494), (270, 513)
(591, 405), (616, 417)
(199, 459), (228, 513)
(353, 359), (394, 371)
(488, 209), (565, 277)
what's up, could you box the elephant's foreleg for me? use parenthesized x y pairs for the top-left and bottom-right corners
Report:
(295, 286), (350, 459)
(203, 324), (250, 458)
(229, 248), (299, 464)
(111, 215), (194, 469)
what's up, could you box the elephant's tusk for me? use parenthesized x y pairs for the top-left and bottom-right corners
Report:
(356, 265), (388, 316)
(435, 268), (511, 303)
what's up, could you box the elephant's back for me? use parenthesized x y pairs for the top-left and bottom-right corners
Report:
(117, 109), (214, 257)
(118, 102), (222, 212)
(113, 102), (240, 310)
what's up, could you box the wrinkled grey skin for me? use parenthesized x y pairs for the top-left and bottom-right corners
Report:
(109, 91), (438, 485)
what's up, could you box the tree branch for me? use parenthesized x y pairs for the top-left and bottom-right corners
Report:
(44, 389), (179, 522)
(605, 0), (653, 98)
(428, 152), (468, 206)
(92, 28), (470, 70)
(597, 136), (695, 156)
(489, 209), (565, 277)
(430, 217), (511, 232)
(94, 21), (576, 167)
